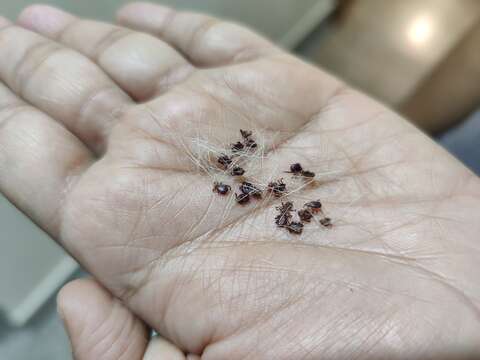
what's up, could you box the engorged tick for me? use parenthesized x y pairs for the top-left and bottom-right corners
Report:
(213, 182), (231, 195)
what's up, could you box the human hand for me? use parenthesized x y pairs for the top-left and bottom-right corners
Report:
(1, 2), (480, 359)
(57, 278), (197, 359)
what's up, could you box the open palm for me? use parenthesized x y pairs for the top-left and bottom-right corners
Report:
(1, 3), (480, 359)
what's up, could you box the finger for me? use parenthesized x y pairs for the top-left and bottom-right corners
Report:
(18, 5), (194, 100)
(0, 79), (93, 236)
(57, 278), (149, 360)
(0, 22), (132, 154)
(59, 278), (188, 360)
(144, 336), (186, 360)
(117, 2), (280, 67)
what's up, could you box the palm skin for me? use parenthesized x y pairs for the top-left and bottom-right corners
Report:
(1, 3), (480, 359)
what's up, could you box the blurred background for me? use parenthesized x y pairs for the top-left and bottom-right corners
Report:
(0, 0), (479, 359)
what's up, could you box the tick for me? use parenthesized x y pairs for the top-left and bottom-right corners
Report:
(268, 178), (287, 197)
(231, 141), (245, 153)
(231, 166), (246, 176)
(275, 201), (294, 228)
(213, 182), (231, 195)
(244, 138), (257, 149)
(275, 213), (291, 227)
(304, 200), (322, 213)
(301, 170), (315, 178)
(240, 182), (262, 198)
(239, 129), (257, 150)
(287, 221), (304, 235)
(298, 209), (313, 223)
(276, 201), (294, 213)
(240, 129), (253, 139)
(235, 192), (250, 205)
(320, 217), (332, 228)
(286, 163), (303, 174)
(218, 154), (233, 169)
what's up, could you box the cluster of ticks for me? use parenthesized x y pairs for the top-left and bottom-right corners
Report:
(212, 130), (331, 235)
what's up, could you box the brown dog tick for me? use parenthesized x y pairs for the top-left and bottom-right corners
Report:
(231, 166), (245, 176)
(276, 201), (294, 213)
(235, 192), (250, 205)
(240, 129), (252, 139)
(239, 129), (257, 150)
(274, 201), (294, 228)
(301, 170), (315, 178)
(287, 221), (304, 235)
(240, 182), (262, 198)
(218, 154), (233, 169)
(231, 141), (245, 153)
(275, 213), (291, 227)
(304, 200), (322, 213)
(286, 163), (303, 174)
(298, 209), (313, 223)
(320, 217), (332, 228)
(268, 178), (287, 197)
(213, 182), (231, 195)
(286, 163), (315, 178)
(244, 138), (257, 149)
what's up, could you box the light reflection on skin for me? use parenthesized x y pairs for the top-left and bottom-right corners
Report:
(407, 14), (434, 46)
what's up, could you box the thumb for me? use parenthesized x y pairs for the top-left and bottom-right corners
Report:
(57, 278), (186, 360)
(57, 278), (148, 359)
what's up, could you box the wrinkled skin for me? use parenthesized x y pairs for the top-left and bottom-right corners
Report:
(1, 3), (480, 359)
